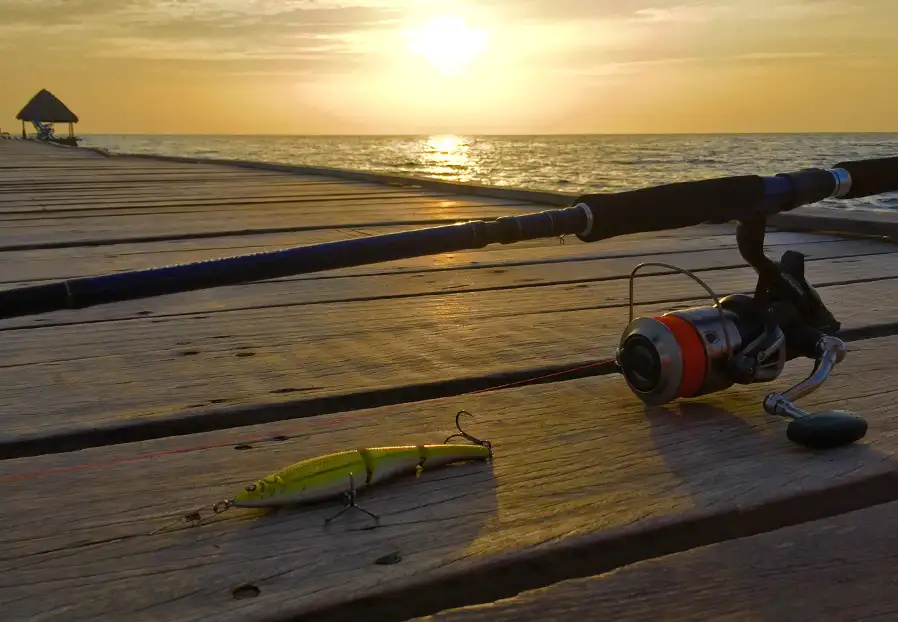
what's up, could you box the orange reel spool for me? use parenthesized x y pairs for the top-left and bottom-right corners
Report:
(616, 307), (739, 406)
(654, 315), (708, 399)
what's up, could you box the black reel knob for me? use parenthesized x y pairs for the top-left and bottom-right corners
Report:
(786, 411), (868, 449)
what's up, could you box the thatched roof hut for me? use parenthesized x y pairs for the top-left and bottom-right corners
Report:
(15, 89), (80, 144)
(16, 89), (79, 123)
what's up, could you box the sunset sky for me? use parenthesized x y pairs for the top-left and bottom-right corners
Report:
(2, 0), (895, 135)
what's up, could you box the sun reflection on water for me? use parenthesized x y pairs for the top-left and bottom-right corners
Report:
(419, 135), (473, 178)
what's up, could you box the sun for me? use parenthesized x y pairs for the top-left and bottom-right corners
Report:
(405, 16), (489, 76)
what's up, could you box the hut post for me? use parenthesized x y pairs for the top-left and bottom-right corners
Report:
(68, 122), (73, 138)
(21, 120), (26, 139)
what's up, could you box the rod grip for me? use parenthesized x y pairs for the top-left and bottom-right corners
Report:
(573, 175), (766, 242)
(835, 157), (898, 199)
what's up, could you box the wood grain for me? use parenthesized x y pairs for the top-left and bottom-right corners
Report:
(0, 200), (539, 251)
(0, 142), (530, 252)
(414, 500), (898, 622)
(0, 226), (834, 286)
(0, 238), (887, 323)
(0, 253), (895, 438)
(2, 333), (898, 622)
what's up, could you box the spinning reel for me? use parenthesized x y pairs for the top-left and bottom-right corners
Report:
(615, 215), (868, 449)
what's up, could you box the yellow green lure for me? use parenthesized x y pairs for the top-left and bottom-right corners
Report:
(210, 411), (492, 525)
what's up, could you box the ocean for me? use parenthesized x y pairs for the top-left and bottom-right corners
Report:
(79, 133), (898, 212)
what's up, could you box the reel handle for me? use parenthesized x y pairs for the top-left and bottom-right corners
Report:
(763, 335), (868, 449)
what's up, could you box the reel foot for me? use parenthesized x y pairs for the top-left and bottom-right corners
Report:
(785, 411), (868, 450)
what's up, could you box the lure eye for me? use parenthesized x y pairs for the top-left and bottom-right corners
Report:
(245, 484), (257, 492)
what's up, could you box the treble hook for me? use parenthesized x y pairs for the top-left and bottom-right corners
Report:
(444, 410), (493, 458)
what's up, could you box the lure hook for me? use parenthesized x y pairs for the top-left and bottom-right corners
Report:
(213, 499), (234, 514)
(444, 410), (493, 458)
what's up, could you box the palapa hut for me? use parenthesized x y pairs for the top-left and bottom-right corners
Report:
(16, 89), (79, 146)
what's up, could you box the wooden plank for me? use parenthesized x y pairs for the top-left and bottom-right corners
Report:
(0, 169), (287, 179)
(0, 177), (446, 198)
(0, 200), (538, 251)
(414, 501), (898, 622)
(0, 170), (292, 182)
(1, 238), (890, 320)
(0, 187), (450, 209)
(0, 178), (383, 192)
(0, 195), (523, 220)
(2, 333), (897, 622)
(0, 254), (894, 440)
(771, 204), (898, 239)
(0, 228), (857, 287)
(0, 148), (275, 174)
(0, 183), (446, 206)
(0, 174), (318, 187)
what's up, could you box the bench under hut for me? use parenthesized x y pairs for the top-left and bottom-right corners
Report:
(16, 88), (80, 146)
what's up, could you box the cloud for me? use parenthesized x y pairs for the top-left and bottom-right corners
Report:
(2, 0), (404, 64)
(468, 0), (873, 29)
(1, 0), (888, 76)
(634, 0), (861, 22)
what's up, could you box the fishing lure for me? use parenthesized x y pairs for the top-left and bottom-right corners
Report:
(209, 411), (492, 525)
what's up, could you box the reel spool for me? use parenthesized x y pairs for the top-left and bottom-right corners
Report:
(615, 249), (868, 450)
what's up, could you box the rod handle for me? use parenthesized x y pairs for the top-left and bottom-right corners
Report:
(573, 175), (767, 242)
(834, 156), (898, 199)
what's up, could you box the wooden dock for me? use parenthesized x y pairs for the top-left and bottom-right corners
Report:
(2, 138), (898, 621)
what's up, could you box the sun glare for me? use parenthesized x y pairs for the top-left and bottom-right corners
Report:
(405, 16), (489, 76)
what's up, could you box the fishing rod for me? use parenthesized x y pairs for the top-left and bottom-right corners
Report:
(2, 156), (897, 449)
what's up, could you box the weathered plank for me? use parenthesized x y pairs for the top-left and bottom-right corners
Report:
(0, 189), (458, 212)
(0, 258), (893, 441)
(0, 198), (543, 251)
(0, 222), (803, 286)
(0, 175), (320, 189)
(0, 198), (520, 231)
(1, 238), (891, 324)
(0, 197), (527, 226)
(0, 145), (527, 247)
(1, 333), (896, 622)
(0, 185), (453, 208)
(1, 170), (290, 181)
(414, 500), (898, 622)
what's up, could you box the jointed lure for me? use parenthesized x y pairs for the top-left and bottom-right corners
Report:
(208, 411), (492, 525)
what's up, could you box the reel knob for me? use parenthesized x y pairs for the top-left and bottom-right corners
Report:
(765, 336), (868, 450)
(785, 411), (868, 450)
